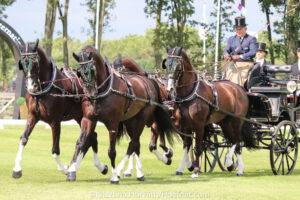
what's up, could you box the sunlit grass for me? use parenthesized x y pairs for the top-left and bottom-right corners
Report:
(0, 125), (300, 200)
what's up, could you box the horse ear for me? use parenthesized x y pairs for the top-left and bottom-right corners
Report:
(18, 60), (23, 70)
(179, 47), (183, 54)
(73, 52), (80, 62)
(162, 58), (167, 69)
(166, 47), (171, 53)
(34, 39), (39, 51)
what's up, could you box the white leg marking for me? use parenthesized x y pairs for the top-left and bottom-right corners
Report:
(13, 141), (25, 172)
(124, 153), (134, 176)
(225, 144), (237, 167)
(176, 147), (188, 173)
(167, 78), (174, 91)
(134, 154), (144, 178)
(116, 155), (129, 177)
(152, 150), (168, 164)
(52, 154), (68, 174)
(68, 152), (84, 173)
(236, 154), (244, 175)
(110, 168), (119, 182)
(93, 152), (106, 172)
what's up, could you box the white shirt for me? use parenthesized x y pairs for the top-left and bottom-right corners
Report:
(298, 60), (300, 71)
(255, 58), (265, 66)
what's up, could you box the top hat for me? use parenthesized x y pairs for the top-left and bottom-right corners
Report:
(234, 16), (247, 27)
(297, 41), (300, 52)
(257, 42), (267, 53)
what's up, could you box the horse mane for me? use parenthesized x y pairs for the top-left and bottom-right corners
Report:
(121, 58), (147, 75)
(36, 47), (50, 66)
(178, 48), (194, 71)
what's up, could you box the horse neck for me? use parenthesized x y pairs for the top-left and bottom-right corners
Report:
(176, 60), (197, 98)
(94, 54), (109, 87)
(37, 48), (52, 82)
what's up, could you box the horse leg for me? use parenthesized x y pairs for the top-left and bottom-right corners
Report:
(107, 122), (119, 184)
(149, 122), (171, 165)
(176, 134), (193, 175)
(74, 118), (107, 175)
(191, 129), (205, 179)
(235, 144), (244, 176)
(50, 121), (68, 174)
(12, 114), (37, 179)
(90, 131), (108, 175)
(123, 153), (135, 177)
(66, 117), (96, 181)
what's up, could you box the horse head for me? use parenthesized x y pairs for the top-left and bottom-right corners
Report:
(162, 47), (190, 93)
(19, 39), (51, 94)
(73, 45), (106, 97)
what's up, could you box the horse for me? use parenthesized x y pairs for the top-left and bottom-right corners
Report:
(68, 45), (175, 183)
(112, 56), (174, 175)
(12, 40), (108, 179)
(162, 47), (256, 177)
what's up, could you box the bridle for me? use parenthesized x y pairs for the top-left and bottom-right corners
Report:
(77, 56), (114, 99)
(20, 52), (57, 96)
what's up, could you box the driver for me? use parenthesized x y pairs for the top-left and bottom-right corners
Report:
(223, 16), (258, 86)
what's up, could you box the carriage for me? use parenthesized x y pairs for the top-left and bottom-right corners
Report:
(200, 64), (299, 175)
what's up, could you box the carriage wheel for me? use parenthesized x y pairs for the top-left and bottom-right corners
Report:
(270, 120), (298, 175)
(216, 132), (237, 172)
(199, 132), (218, 173)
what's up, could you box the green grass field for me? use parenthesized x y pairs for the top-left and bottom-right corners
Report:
(1, 125), (300, 200)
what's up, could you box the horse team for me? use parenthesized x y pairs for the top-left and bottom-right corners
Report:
(12, 40), (255, 184)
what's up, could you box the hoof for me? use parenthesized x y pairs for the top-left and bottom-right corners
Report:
(66, 171), (76, 182)
(110, 180), (119, 184)
(188, 165), (194, 172)
(165, 149), (173, 158)
(175, 171), (183, 176)
(227, 164), (235, 172)
(12, 170), (22, 179)
(236, 173), (244, 177)
(137, 176), (145, 181)
(166, 158), (172, 165)
(101, 165), (108, 175)
(124, 173), (131, 177)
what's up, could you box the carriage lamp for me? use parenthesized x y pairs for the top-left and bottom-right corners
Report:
(287, 81), (297, 93)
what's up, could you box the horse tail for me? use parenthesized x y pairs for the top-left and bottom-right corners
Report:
(153, 106), (175, 146)
(116, 122), (127, 143)
(241, 120), (256, 150)
(150, 78), (176, 146)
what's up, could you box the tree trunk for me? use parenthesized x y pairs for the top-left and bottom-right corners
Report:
(153, 0), (163, 68)
(286, 0), (299, 64)
(265, 7), (275, 64)
(57, 0), (69, 66)
(44, 0), (58, 57)
(0, 39), (8, 81)
(97, 0), (106, 51)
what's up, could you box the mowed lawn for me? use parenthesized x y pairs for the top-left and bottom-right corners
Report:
(1, 125), (300, 200)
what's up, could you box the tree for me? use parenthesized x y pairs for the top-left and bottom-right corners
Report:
(57, 0), (70, 66)
(84, 0), (115, 50)
(286, 0), (300, 63)
(44, 0), (58, 57)
(0, 0), (16, 88)
(144, 0), (168, 67)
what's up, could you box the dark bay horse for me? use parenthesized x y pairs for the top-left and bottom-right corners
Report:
(69, 45), (175, 183)
(112, 56), (174, 175)
(162, 47), (256, 177)
(12, 40), (108, 179)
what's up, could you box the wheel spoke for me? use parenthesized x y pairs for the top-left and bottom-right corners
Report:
(205, 151), (213, 168)
(287, 153), (295, 163)
(282, 154), (285, 174)
(273, 151), (281, 165)
(276, 154), (283, 174)
(285, 154), (290, 170)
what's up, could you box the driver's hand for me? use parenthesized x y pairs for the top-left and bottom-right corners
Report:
(232, 55), (241, 61)
(224, 54), (232, 61)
